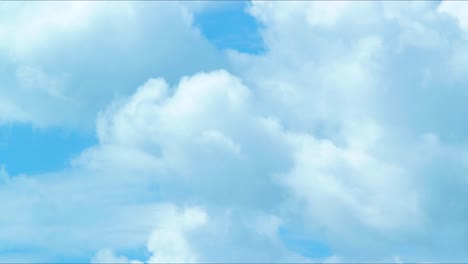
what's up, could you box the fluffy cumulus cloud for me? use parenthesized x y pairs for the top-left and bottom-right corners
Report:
(91, 206), (207, 264)
(3, 1), (468, 263)
(229, 1), (468, 261)
(0, 1), (226, 129)
(0, 70), (303, 262)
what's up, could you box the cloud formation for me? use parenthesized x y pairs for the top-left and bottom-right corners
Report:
(2, 1), (468, 263)
(0, 1), (226, 129)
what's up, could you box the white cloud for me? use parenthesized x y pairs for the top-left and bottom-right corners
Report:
(146, 207), (207, 263)
(91, 249), (137, 264)
(72, 62), (468, 261)
(438, 1), (468, 31)
(3, 1), (468, 262)
(90, 70), (293, 212)
(229, 1), (468, 261)
(15, 66), (68, 99)
(0, 1), (226, 129)
(91, 206), (207, 264)
(281, 133), (421, 244)
(0, 70), (299, 262)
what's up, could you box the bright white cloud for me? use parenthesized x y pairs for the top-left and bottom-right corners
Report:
(92, 70), (290, 208)
(91, 249), (138, 264)
(438, 1), (468, 30)
(91, 206), (207, 264)
(0, 1), (226, 129)
(0, 70), (299, 262)
(229, 0), (468, 261)
(145, 207), (207, 263)
(3, 1), (468, 263)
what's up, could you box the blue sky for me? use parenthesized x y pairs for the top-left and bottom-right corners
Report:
(0, 125), (95, 175)
(2, 1), (468, 263)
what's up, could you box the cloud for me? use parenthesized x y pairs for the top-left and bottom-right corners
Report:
(91, 70), (293, 211)
(438, 1), (468, 30)
(0, 70), (301, 262)
(91, 249), (139, 264)
(91, 206), (207, 264)
(3, 1), (468, 262)
(228, 1), (468, 261)
(0, 1), (227, 129)
(145, 207), (207, 263)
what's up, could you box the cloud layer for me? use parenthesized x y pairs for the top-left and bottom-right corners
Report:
(2, 1), (468, 262)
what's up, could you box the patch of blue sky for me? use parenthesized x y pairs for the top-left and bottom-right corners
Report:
(0, 124), (96, 175)
(193, 1), (265, 54)
(279, 227), (333, 259)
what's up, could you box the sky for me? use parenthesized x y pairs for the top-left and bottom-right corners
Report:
(1, 0), (468, 263)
